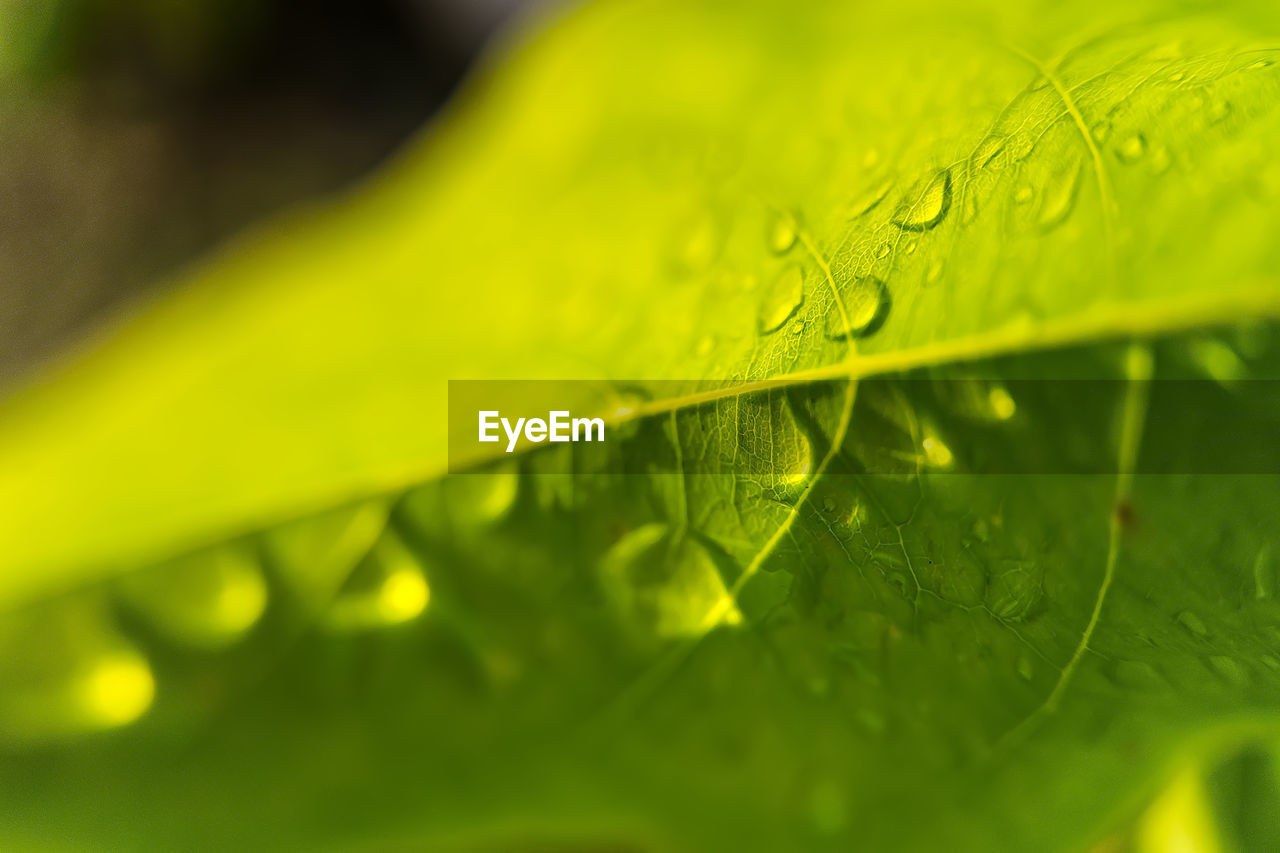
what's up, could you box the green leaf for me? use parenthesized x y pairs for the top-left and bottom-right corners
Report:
(3, 0), (1280, 850)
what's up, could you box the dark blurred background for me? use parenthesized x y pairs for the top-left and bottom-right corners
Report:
(0, 0), (536, 387)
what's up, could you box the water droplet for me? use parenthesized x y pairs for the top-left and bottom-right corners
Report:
(1091, 120), (1112, 142)
(892, 170), (952, 231)
(1208, 655), (1249, 687)
(1115, 133), (1146, 163)
(675, 213), (721, 270)
(1014, 185), (1034, 205)
(1038, 159), (1082, 231)
(118, 545), (268, 649)
(1016, 652), (1035, 681)
(961, 191), (979, 224)
(875, 243), (890, 260)
(808, 780), (848, 835)
(1168, 71), (1186, 83)
(862, 148), (881, 168)
(922, 429), (954, 468)
(327, 531), (430, 631)
(1248, 59), (1274, 71)
(695, 335), (715, 357)
(1149, 144), (1171, 174)
(1187, 337), (1246, 386)
(824, 277), (891, 340)
(0, 603), (156, 744)
(904, 239), (918, 255)
(822, 496), (837, 513)
(445, 463), (520, 525)
(603, 386), (651, 424)
(847, 179), (893, 219)
(74, 650), (155, 730)
(925, 260), (944, 284)
(1207, 98), (1232, 125)
(1114, 659), (1165, 690)
(988, 386), (1017, 420)
(758, 265), (805, 334)
(600, 524), (741, 638)
(1253, 544), (1273, 600)
(1175, 610), (1208, 637)
(973, 134), (1008, 169)
(767, 210), (798, 254)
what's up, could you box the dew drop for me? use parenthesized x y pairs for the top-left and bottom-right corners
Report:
(767, 210), (798, 254)
(0, 604), (156, 744)
(1249, 59), (1274, 71)
(961, 191), (979, 224)
(684, 213), (724, 270)
(808, 780), (848, 835)
(1208, 655), (1249, 687)
(892, 169), (952, 231)
(921, 430), (954, 469)
(904, 239), (918, 255)
(875, 243), (891, 260)
(1091, 120), (1112, 142)
(599, 524), (741, 638)
(1255, 544), (1274, 600)
(1037, 159), (1082, 231)
(988, 386), (1017, 420)
(824, 277), (891, 340)
(74, 650), (156, 730)
(695, 335), (715, 357)
(1114, 659), (1165, 690)
(1149, 145), (1171, 174)
(1115, 133), (1146, 163)
(1187, 337), (1246, 386)
(445, 463), (520, 525)
(1206, 98), (1232, 125)
(925, 260), (944, 284)
(758, 265), (805, 334)
(1014, 185), (1034, 205)
(847, 179), (893, 219)
(327, 531), (430, 631)
(1016, 652), (1035, 681)
(118, 545), (268, 650)
(1175, 610), (1208, 637)
(822, 496), (837, 513)
(1168, 71), (1186, 83)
